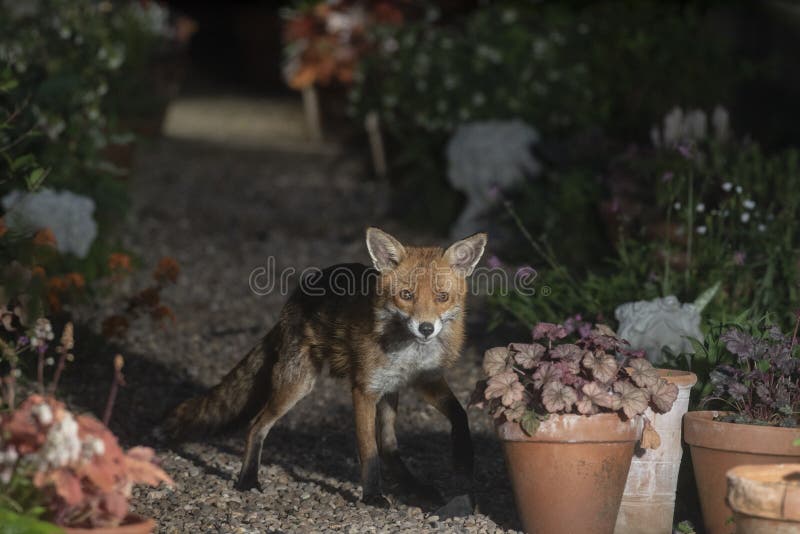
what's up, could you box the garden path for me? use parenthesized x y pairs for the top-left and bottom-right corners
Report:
(72, 135), (522, 533)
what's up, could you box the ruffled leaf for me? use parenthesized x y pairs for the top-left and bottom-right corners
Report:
(541, 381), (577, 413)
(648, 379), (679, 413)
(614, 381), (649, 418)
(510, 342), (546, 369)
(583, 351), (618, 383)
(551, 343), (583, 361)
(628, 358), (659, 388)
(485, 371), (525, 407)
(483, 347), (510, 377)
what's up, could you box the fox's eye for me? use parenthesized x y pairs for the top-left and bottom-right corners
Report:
(399, 289), (414, 301)
(436, 292), (449, 302)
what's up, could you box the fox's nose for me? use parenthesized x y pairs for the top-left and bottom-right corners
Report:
(418, 322), (434, 337)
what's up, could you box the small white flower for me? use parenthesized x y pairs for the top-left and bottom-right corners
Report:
(736, 185), (743, 194)
(758, 224), (766, 232)
(32, 403), (53, 426)
(45, 357), (54, 366)
(81, 436), (105, 459)
(741, 212), (750, 223)
(696, 203), (705, 213)
(743, 199), (756, 210)
(674, 201), (682, 210)
(696, 225), (707, 235)
(722, 182), (733, 192)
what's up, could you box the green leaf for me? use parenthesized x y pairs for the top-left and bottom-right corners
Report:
(25, 168), (48, 191)
(0, 509), (64, 534)
(520, 410), (541, 436)
(11, 154), (35, 172)
(0, 78), (18, 92)
(675, 520), (696, 533)
(793, 438), (800, 446)
(693, 281), (720, 312)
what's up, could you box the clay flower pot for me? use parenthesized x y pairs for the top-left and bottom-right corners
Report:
(726, 464), (800, 533)
(615, 369), (697, 534)
(497, 413), (640, 534)
(64, 516), (156, 534)
(684, 411), (800, 534)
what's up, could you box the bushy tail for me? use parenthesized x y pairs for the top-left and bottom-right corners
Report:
(161, 326), (280, 441)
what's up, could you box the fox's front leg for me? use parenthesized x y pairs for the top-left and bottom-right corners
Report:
(416, 376), (474, 494)
(352, 386), (390, 507)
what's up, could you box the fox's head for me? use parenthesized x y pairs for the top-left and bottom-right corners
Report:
(366, 227), (487, 344)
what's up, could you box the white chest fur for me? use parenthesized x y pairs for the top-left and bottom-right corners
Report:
(368, 342), (443, 394)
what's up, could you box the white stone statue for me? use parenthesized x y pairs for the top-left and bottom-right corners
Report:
(2, 188), (98, 258)
(446, 120), (541, 238)
(615, 284), (718, 364)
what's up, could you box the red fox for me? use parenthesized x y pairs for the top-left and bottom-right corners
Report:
(163, 227), (487, 507)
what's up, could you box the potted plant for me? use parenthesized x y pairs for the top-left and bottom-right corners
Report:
(472, 323), (678, 534)
(683, 315), (800, 534)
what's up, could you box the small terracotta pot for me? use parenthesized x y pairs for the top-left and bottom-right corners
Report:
(615, 369), (697, 534)
(64, 515), (156, 534)
(726, 464), (800, 534)
(498, 413), (640, 534)
(684, 411), (800, 534)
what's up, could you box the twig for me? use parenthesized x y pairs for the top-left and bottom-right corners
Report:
(102, 354), (126, 426)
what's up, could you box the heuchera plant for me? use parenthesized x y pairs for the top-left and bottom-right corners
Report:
(704, 314), (800, 427)
(472, 322), (679, 438)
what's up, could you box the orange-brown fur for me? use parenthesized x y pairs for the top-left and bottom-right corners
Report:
(163, 228), (487, 506)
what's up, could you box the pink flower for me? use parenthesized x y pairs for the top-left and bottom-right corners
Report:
(733, 251), (746, 266)
(487, 255), (503, 269)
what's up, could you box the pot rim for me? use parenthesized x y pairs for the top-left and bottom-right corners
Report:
(684, 410), (800, 456)
(727, 463), (800, 521)
(497, 412), (641, 443)
(656, 369), (698, 387)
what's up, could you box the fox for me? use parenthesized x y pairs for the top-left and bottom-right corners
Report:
(162, 227), (487, 507)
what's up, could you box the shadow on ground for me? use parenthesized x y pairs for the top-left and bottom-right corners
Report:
(57, 321), (520, 531)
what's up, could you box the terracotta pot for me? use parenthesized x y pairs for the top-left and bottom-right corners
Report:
(64, 516), (155, 534)
(615, 370), (697, 534)
(683, 411), (800, 534)
(726, 464), (800, 534)
(498, 413), (641, 534)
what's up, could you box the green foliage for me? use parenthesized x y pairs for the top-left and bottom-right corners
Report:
(0, 0), (166, 309)
(491, 142), (800, 339)
(0, 509), (63, 534)
(675, 520), (697, 534)
(349, 1), (748, 229)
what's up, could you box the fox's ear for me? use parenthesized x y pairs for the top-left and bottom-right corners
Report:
(444, 232), (487, 276)
(366, 227), (406, 272)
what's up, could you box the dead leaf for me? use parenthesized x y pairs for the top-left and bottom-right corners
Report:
(641, 419), (661, 450)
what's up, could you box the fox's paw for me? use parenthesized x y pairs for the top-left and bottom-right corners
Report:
(361, 493), (391, 508)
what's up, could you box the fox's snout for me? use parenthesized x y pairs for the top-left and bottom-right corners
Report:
(408, 316), (443, 342)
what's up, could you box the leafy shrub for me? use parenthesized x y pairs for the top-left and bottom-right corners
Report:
(700, 314), (799, 427)
(471, 323), (678, 438)
(348, 2), (746, 229)
(492, 140), (800, 334)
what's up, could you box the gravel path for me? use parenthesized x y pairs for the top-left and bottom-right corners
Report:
(66, 138), (524, 533)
